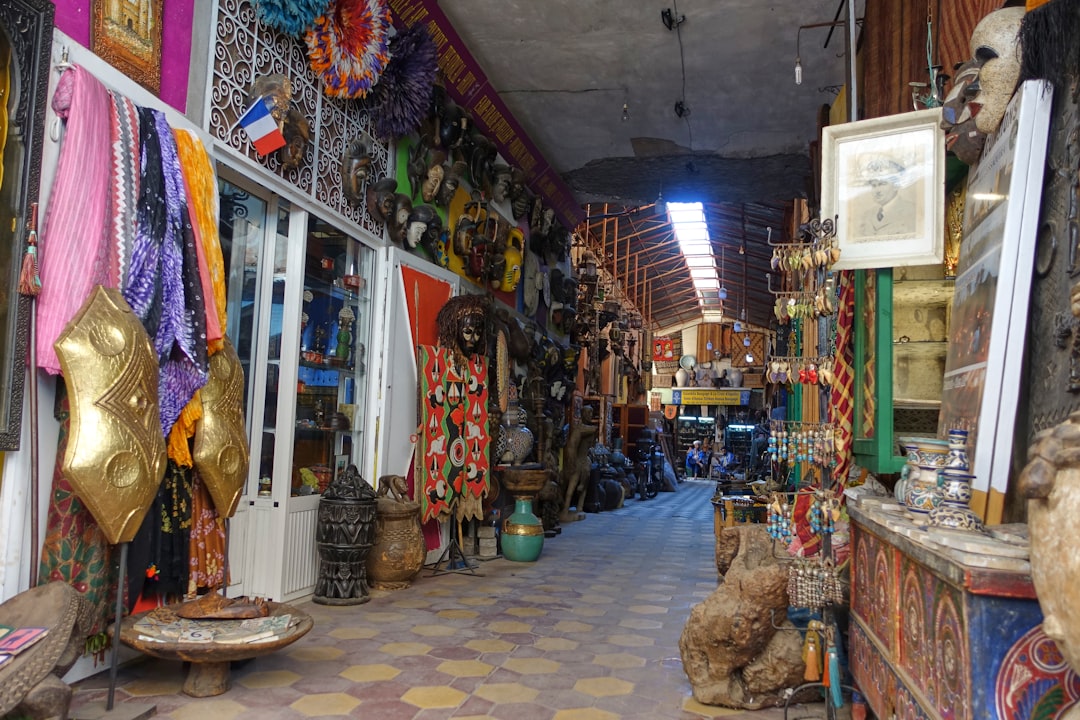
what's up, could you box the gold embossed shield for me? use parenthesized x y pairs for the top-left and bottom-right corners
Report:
(193, 337), (250, 517)
(54, 286), (166, 545)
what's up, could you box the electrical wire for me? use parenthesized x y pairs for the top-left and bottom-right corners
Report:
(672, 0), (693, 149)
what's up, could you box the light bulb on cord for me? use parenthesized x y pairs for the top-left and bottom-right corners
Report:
(743, 335), (751, 347)
(795, 57), (803, 85)
(622, 103), (630, 122)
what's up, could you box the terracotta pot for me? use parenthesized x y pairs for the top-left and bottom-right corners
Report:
(367, 497), (426, 590)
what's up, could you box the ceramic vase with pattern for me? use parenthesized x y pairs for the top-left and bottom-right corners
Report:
(899, 437), (950, 516)
(929, 469), (984, 531)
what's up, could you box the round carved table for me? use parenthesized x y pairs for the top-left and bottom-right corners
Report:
(118, 602), (313, 697)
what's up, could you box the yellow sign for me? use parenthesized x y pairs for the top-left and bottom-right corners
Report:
(671, 389), (749, 406)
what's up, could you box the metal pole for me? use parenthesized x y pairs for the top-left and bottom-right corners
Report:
(107, 542), (128, 711)
(846, 0), (858, 122)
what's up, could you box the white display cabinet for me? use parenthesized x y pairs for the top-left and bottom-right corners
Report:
(217, 171), (380, 602)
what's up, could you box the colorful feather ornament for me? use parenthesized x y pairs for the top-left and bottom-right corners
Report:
(306, 0), (391, 99)
(369, 24), (438, 141)
(256, 0), (331, 36)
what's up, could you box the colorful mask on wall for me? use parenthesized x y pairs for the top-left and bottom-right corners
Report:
(365, 176), (397, 224)
(341, 137), (373, 206)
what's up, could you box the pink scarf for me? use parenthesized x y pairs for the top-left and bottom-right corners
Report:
(36, 66), (114, 374)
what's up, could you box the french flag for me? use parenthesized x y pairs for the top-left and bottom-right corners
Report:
(238, 96), (286, 156)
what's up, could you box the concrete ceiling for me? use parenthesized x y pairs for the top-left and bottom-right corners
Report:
(438, 0), (864, 330)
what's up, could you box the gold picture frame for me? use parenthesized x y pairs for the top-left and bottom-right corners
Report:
(821, 107), (945, 270)
(91, 0), (163, 94)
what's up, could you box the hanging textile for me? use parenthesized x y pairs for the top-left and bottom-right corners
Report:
(187, 471), (227, 593)
(416, 345), (489, 523)
(173, 128), (226, 353)
(37, 390), (113, 634)
(167, 128), (229, 465)
(133, 460), (193, 600)
(126, 108), (209, 440)
(36, 66), (113, 375)
(829, 270), (856, 490)
(108, 90), (140, 293)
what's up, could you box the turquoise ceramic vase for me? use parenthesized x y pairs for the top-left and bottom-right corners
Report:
(502, 498), (544, 562)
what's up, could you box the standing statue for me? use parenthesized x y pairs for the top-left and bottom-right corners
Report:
(560, 405), (598, 523)
(1021, 410), (1080, 718)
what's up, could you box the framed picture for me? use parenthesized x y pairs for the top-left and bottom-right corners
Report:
(91, 0), (163, 94)
(822, 107), (945, 270)
(334, 454), (350, 482)
(938, 80), (1053, 524)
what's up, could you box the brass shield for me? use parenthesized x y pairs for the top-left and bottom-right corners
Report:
(55, 286), (166, 545)
(193, 336), (250, 517)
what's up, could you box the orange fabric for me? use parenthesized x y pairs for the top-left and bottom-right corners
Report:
(167, 391), (204, 466)
(173, 129), (227, 353)
(400, 265), (453, 348)
(1027, 0), (1051, 8)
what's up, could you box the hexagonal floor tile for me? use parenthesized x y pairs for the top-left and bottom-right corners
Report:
(504, 607), (547, 617)
(237, 670), (302, 689)
(400, 685), (468, 709)
(633, 593), (672, 602)
(288, 645), (345, 661)
(466, 638), (516, 653)
(592, 653), (646, 669)
(682, 696), (746, 716)
(459, 596), (498, 606)
(291, 692), (361, 715)
(503, 657), (561, 674)
(552, 709), (619, 720)
(390, 597), (431, 609)
(570, 606), (606, 617)
(437, 608), (480, 619)
(473, 682), (540, 704)
(328, 626), (380, 640)
(339, 663), (401, 682)
(436, 659), (494, 677)
(412, 623), (460, 637)
(487, 620), (534, 634)
(379, 641), (434, 656)
(553, 621), (593, 634)
(574, 677), (634, 697)
(168, 699), (246, 720)
(627, 604), (669, 614)
(619, 618), (664, 630)
(607, 633), (654, 647)
(361, 611), (407, 622)
(120, 677), (184, 696)
(578, 594), (615, 604)
(534, 637), (578, 652)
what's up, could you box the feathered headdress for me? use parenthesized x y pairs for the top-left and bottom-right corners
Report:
(256, 0), (331, 36)
(369, 24), (439, 141)
(306, 0), (391, 98)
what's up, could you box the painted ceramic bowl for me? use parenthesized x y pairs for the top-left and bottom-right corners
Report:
(899, 436), (951, 468)
(929, 503), (984, 532)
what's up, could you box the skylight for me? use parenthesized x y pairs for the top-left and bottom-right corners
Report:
(667, 201), (718, 314)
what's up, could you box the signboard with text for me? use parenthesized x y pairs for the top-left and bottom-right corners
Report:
(670, 389), (750, 406)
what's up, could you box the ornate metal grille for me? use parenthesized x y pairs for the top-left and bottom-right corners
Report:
(207, 0), (390, 237)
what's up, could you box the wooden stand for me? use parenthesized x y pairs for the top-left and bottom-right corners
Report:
(118, 602), (313, 698)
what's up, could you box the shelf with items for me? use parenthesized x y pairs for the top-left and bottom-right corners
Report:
(612, 403), (649, 457)
(853, 264), (955, 474)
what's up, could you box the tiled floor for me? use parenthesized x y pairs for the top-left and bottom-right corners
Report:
(70, 479), (840, 719)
